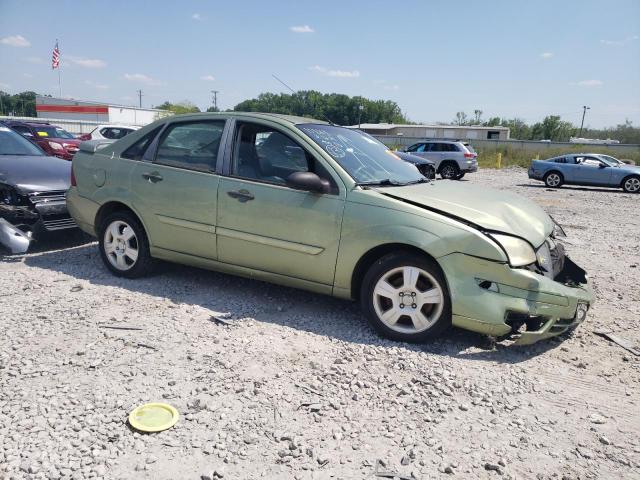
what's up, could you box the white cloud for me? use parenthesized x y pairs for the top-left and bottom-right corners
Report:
(66, 56), (107, 68)
(1, 35), (30, 47)
(576, 79), (603, 87)
(24, 56), (44, 64)
(85, 80), (109, 90)
(192, 13), (202, 21)
(540, 52), (554, 59)
(290, 25), (314, 33)
(124, 73), (162, 86)
(383, 84), (400, 91)
(601, 35), (638, 46)
(309, 65), (359, 78)
(200, 75), (216, 81)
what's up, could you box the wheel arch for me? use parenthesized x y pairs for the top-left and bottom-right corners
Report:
(620, 173), (640, 188)
(350, 243), (445, 300)
(544, 169), (563, 179)
(95, 201), (148, 238)
(437, 159), (459, 173)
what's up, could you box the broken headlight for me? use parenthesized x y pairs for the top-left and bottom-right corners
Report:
(1, 185), (19, 205)
(490, 233), (537, 267)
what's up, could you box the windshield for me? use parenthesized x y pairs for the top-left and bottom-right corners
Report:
(34, 126), (76, 139)
(297, 124), (424, 185)
(0, 127), (45, 155)
(599, 154), (621, 165)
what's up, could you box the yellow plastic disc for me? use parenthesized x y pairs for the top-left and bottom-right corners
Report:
(128, 403), (179, 433)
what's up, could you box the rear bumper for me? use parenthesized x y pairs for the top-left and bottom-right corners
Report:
(66, 188), (99, 236)
(528, 168), (543, 180)
(438, 252), (594, 344)
(462, 162), (478, 173)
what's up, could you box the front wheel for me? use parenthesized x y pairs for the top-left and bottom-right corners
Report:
(98, 211), (154, 278)
(622, 176), (640, 193)
(439, 163), (460, 180)
(360, 252), (452, 342)
(454, 172), (466, 180)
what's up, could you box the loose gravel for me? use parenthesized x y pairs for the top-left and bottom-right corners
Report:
(1, 168), (639, 480)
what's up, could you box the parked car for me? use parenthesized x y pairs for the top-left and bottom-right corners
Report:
(78, 124), (140, 141)
(68, 112), (593, 345)
(400, 140), (478, 179)
(528, 153), (640, 193)
(2, 120), (80, 160)
(0, 125), (77, 253)
(393, 151), (436, 179)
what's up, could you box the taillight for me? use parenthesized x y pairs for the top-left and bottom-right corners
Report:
(71, 166), (77, 186)
(464, 152), (477, 158)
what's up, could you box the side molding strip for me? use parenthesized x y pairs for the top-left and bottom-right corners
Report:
(217, 227), (324, 255)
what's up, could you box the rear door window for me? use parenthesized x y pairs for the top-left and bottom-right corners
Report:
(155, 121), (225, 172)
(121, 126), (163, 161)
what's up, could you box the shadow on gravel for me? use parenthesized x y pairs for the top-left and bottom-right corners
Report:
(516, 183), (629, 194)
(0, 230), (93, 260)
(21, 241), (564, 363)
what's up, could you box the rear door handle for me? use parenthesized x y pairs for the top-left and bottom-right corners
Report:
(227, 189), (254, 202)
(142, 172), (163, 183)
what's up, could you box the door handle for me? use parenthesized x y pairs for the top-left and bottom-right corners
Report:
(142, 172), (163, 183)
(227, 189), (254, 202)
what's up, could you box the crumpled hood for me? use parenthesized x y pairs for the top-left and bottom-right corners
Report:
(0, 154), (71, 193)
(375, 181), (554, 247)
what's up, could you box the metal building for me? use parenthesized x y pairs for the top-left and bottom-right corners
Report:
(35, 95), (171, 126)
(350, 123), (510, 140)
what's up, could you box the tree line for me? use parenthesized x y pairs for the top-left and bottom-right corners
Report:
(2, 90), (638, 143)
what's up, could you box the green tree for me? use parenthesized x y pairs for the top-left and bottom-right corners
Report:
(233, 90), (409, 125)
(0, 91), (37, 116)
(531, 116), (574, 141)
(154, 101), (200, 114)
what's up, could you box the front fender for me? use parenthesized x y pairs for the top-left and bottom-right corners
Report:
(332, 200), (506, 297)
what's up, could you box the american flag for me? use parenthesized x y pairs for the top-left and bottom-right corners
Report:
(52, 41), (60, 69)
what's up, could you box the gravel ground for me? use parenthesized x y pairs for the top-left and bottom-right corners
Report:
(1, 167), (639, 480)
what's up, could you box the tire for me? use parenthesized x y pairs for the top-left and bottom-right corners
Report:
(544, 171), (563, 188)
(360, 252), (452, 342)
(454, 172), (466, 180)
(98, 211), (154, 278)
(439, 162), (460, 180)
(622, 175), (640, 193)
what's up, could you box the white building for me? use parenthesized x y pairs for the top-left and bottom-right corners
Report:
(35, 96), (171, 126)
(350, 123), (510, 140)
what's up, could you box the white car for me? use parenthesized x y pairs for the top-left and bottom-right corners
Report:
(79, 125), (140, 141)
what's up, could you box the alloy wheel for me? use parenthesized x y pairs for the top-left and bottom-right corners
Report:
(372, 266), (444, 334)
(624, 177), (640, 193)
(103, 220), (139, 271)
(441, 165), (457, 179)
(546, 173), (561, 187)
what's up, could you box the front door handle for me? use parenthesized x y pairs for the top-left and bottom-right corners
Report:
(227, 189), (254, 202)
(142, 172), (163, 183)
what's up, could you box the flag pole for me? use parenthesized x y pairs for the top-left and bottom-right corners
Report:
(57, 39), (62, 97)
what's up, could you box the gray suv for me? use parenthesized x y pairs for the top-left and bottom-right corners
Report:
(402, 141), (478, 180)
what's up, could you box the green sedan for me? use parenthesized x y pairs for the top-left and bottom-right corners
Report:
(67, 113), (594, 344)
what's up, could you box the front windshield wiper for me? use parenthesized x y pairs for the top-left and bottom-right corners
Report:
(356, 179), (406, 187)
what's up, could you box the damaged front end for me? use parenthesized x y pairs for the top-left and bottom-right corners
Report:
(0, 184), (76, 253)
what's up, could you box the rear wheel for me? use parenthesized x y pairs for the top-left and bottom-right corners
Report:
(622, 176), (640, 193)
(361, 252), (451, 342)
(439, 162), (460, 180)
(544, 171), (563, 188)
(98, 211), (154, 278)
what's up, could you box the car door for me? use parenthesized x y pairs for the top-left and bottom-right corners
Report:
(217, 120), (345, 285)
(424, 142), (444, 164)
(128, 119), (228, 260)
(575, 156), (612, 185)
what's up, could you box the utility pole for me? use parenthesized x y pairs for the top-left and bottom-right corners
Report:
(579, 105), (590, 137)
(358, 105), (364, 129)
(211, 90), (218, 111)
(137, 89), (143, 108)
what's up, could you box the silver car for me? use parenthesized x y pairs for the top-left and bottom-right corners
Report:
(402, 140), (478, 180)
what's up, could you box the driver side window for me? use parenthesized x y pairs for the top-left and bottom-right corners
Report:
(154, 121), (225, 172)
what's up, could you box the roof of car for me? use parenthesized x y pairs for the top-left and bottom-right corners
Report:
(164, 111), (329, 126)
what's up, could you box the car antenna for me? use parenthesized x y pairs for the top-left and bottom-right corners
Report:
(271, 74), (336, 126)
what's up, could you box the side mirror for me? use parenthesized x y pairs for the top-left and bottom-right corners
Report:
(286, 171), (330, 193)
(599, 163), (607, 168)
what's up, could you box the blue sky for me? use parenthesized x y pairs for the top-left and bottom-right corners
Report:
(1, 0), (638, 128)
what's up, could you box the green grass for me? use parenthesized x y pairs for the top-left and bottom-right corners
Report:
(475, 146), (640, 169)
